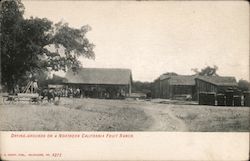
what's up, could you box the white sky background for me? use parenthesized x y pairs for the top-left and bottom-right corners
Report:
(23, 1), (249, 82)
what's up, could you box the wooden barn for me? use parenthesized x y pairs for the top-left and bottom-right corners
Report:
(63, 68), (132, 99)
(195, 76), (237, 106)
(195, 76), (238, 94)
(152, 75), (196, 100)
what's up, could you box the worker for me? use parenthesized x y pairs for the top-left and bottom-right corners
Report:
(33, 79), (38, 93)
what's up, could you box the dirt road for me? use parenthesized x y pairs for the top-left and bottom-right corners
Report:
(0, 98), (249, 131)
(138, 102), (188, 131)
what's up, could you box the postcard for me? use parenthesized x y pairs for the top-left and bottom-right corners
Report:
(0, 0), (249, 160)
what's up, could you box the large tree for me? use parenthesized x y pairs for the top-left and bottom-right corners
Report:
(1, 0), (95, 91)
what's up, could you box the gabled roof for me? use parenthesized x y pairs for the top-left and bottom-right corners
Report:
(159, 75), (196, 85)
(159, 74), (170, 80)
(159, 73), (178, 80)
(195, 76), (237, 86)
(168, 75), (196, 85)
(64, 68), (132, 85)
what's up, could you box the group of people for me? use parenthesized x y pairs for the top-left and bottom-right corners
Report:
(38, 86), (127, 102)
(39, 87), (82, 102)
(40, 88), (61, 102)
(11, 80), (128, 102)
(12, 80), (39, 95)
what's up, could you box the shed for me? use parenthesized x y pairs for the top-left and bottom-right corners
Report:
(152, 75), (196, 100)
(63, 68), (133, 98)
(195, 76), (238, 101)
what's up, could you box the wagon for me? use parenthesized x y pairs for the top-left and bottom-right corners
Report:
(2, 93), (40, 104)
(2, 93), (17, 104)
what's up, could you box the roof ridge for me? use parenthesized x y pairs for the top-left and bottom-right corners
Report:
(195, 76), (237, 86)
(65, 67), (132, 85)
(76, 67), (132, 71)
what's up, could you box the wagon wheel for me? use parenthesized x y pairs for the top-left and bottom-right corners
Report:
(35, 98), (41, 105)
(3, 96), (15, 104)
(13, 96), (18, 104)
(28, 98), (32, 104)
(2, 96), (10, 104)
(29, 97), (40, 104)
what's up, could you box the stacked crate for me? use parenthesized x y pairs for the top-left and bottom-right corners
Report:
(198, 92), (207, 105)
(233, 96), (241, 106)
(216, 94), (225, 106)
(206, 93), (216, 106)
(225, 90), (234, 106)
(198, 90), (250, 107)
(198, 92), (215, 105)
(243, 91), (250, 107)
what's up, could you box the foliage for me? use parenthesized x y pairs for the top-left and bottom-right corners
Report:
(238, 79), (250, 92)
(132, 81), (152, 93)
(162, 72), (178, 76)
(1, 0), (95, 91)
(39, 74), (67, 88)
(191, 65), (218, 76)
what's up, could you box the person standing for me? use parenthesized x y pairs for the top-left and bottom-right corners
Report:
(33, 79), (38, 93)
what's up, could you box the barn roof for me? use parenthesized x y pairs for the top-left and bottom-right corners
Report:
(64, 68), (132, 85)
(159, 75), (196, 85)
(168, 75), (196, 85)
(195, 76), (237, 86)
(159, 74), (170, 80)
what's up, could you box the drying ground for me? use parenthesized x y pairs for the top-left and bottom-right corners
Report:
(0, 98), (249, 131)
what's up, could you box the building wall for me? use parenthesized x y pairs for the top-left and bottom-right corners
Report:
(195, 79), (239, 102)
(161, 78), (170, 99)
(153, 78), (195, 99)
(195, 79), (239, 94)
(152, 79), (161, 98)
(169, 85), (195, 100)
(152, 78), (171, 99)
(195, 79), (218, 94)
(65, 83), (131, 98)
(172, 85), (193, 95)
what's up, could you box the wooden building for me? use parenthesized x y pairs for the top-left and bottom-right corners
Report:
(63, 68), (132, 98)
(195, 76), (238, 100)
(152, 75), (196, 100)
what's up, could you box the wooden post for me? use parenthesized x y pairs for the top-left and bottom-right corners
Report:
(128, 84), (131, 96)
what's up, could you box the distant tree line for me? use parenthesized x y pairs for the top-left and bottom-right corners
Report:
(238, 79), (250, 92)
(132, 81), (152, 94)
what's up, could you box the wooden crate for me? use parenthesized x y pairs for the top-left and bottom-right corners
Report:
(18, 93), (39, 98)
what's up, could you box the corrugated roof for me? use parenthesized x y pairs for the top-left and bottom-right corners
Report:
(64, 68), (132, 85)
(195, 76), (237, 86)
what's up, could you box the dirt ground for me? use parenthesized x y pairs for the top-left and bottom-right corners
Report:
(0, 98), (249, 131)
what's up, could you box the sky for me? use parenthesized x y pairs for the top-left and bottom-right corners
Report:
(23, 1), (249, 82)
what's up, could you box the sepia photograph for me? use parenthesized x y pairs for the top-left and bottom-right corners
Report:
(0, 0), (249, 133)
(1, 0), (249, 160)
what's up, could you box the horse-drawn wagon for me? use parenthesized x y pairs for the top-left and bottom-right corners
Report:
(2, 80), (40, 104)
(2, 93), (40, 104)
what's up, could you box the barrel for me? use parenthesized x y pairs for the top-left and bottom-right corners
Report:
(243, 91), (250, 107)
(233, 95), (241, 106)
(216, 94), (225, 106)
(225, 90), (234, 106)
